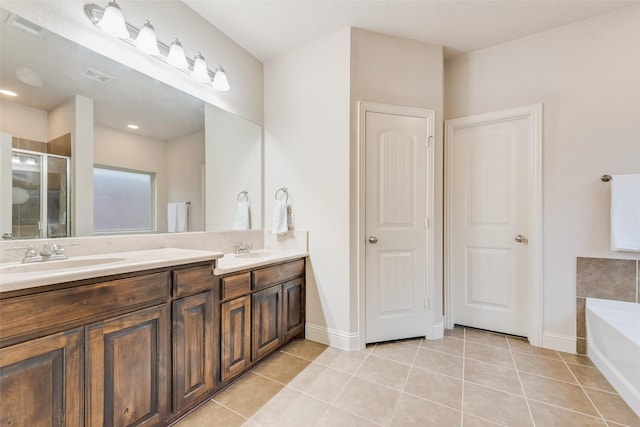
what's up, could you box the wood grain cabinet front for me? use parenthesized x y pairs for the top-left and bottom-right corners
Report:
(0, 328), (83, 427)
(172, 290), (216, 413)
(220, 295), (251, 382)
(85, 304), (171, 427)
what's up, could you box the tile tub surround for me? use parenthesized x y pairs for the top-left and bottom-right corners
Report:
(175, 327), (640, 427)
(576, 257), (639, 354)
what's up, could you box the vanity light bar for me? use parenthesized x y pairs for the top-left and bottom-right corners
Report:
(83, 2), (230, 91)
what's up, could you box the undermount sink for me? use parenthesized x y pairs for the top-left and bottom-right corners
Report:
(0, 257), (126, 274)
(234, 251), (274, 259)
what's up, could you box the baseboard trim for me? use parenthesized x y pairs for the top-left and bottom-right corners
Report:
(305, 323), (360, 351)
(428, 316), (445, 340)
(542, 331), (576, 353)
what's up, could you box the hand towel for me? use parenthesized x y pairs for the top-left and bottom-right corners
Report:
(271, 199), (288, 235)
(611, 174), (640, 251)
(232, 200), (250, 230)
(168, 202), (188, 233)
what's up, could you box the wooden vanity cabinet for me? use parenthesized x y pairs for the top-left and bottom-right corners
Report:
(171, 265), (217, 414)
(85, 304), (171, 427)
(0, 328), (83, 427)
(219, 258), (305, 383)
(220, 272), (252, 382)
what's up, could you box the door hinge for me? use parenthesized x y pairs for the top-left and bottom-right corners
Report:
(425, 135), (434, 148)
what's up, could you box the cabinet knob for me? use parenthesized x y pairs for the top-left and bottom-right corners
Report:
(368, 236), (378, 244)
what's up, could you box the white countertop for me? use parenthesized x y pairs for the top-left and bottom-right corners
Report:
(0, 248), (223, 293)
(215, 249), (308, 275)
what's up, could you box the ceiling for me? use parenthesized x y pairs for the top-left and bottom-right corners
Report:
(184, 0), (638, 61)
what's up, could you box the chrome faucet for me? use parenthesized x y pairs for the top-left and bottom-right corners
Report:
(234, 242), (253, 254)
(7, 242), (76, 263)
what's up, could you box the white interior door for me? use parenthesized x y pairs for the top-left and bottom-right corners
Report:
(449, 112), (531, 337)
(365, 111), (428, 344)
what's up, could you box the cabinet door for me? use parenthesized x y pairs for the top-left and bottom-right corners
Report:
(86, 304), (170, 427)
(0, 328), (83, 427)
(172, 291), (215, 412)
(220, 296), (251, 382)
(283, 278), (305, 341)
(252, 286), (283, 360)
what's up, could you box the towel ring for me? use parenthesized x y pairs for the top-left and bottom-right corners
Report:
(275, 186), (288, 202)
(237, 190), (249, 202)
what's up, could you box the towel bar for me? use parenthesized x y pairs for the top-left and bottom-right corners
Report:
(237, 190), (249, 201)
(275, 187), (288, 202)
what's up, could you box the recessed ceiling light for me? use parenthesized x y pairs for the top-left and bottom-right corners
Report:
(0, 89), (18, 97)
(127, 124), (139, 130)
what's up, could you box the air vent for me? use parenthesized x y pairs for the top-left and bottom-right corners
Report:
(5, 13), (43, 36)
(80, 67), (114, 84)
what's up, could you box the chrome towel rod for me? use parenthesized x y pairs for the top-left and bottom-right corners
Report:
(601, 175), (612, 182)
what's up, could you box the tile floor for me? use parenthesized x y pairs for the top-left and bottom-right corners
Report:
(175, 326), (640, 427)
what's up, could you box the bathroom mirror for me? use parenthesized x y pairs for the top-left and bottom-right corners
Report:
(0, 8), (262, 239)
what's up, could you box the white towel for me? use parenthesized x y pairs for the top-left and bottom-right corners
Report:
(610, 174), (640, 252)
(271, 199), (288, 235)
(232, 201), (250, 230)
(168, 202), (188, 233)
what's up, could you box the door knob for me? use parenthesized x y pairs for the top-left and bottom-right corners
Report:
(368, 236), (378, 244)
(515, 234), (527, 243)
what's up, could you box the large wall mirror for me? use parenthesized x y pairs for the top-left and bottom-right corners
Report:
(0, 8), (262, 240)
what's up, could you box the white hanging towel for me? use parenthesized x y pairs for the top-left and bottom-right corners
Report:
(168, 202), (188, 233)
(271, 199), (288, 235)
(610, 174), (640, 252)
(232, 200), (250, 230)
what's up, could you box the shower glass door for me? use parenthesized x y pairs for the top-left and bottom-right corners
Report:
(11, 149), (70, 239)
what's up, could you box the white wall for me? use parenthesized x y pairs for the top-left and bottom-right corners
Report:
(94, 125), (167, 232)
(0, 101), (48, 141)
(350, 29), (444, 336)
(264, 28), (352, 347)
(445, 5), (640, 347)
(0, 0), (263, 125)
(167, 131), (205, 232)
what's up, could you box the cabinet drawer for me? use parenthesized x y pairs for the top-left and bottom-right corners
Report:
(252, 259), (305, 291)
(221, 272), (251, 301)
(0, 271), (171, 346)
(173, 264), (214, 298)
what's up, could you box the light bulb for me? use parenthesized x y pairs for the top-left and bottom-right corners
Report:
(191, 52), (211, 83)
(211, 66), (230, 91)
(97, 0), (128, 39)
(167, 38), (189, 70)
(135, 20), (160, 55)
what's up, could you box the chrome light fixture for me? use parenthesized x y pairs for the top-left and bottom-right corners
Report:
(212, 66), (230, 92)
(135, 20), (160, 56)
(167, 38), (189, 70)
(191, 52), (211, 83)
(96, 0), (128, 39)
(85, 2), (230, 91)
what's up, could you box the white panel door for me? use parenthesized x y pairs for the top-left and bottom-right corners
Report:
(450, 116), (530, 336)
(365, 112), (428, 343)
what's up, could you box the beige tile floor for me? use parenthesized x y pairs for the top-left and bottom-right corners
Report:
(175, 326), (640, 427)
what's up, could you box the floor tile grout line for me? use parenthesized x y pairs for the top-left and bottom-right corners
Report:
(207, 398), (252, 425)
(316, 342), (378, 426)
(384, 337), (424, 426)
(525, 397), (619, 424)
(559, 351), (611, 426)
(460, 327), (467, 427)
(506, 334), (537, 427)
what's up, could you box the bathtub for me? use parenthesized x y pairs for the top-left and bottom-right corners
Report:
(586, 298), (640, 417)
